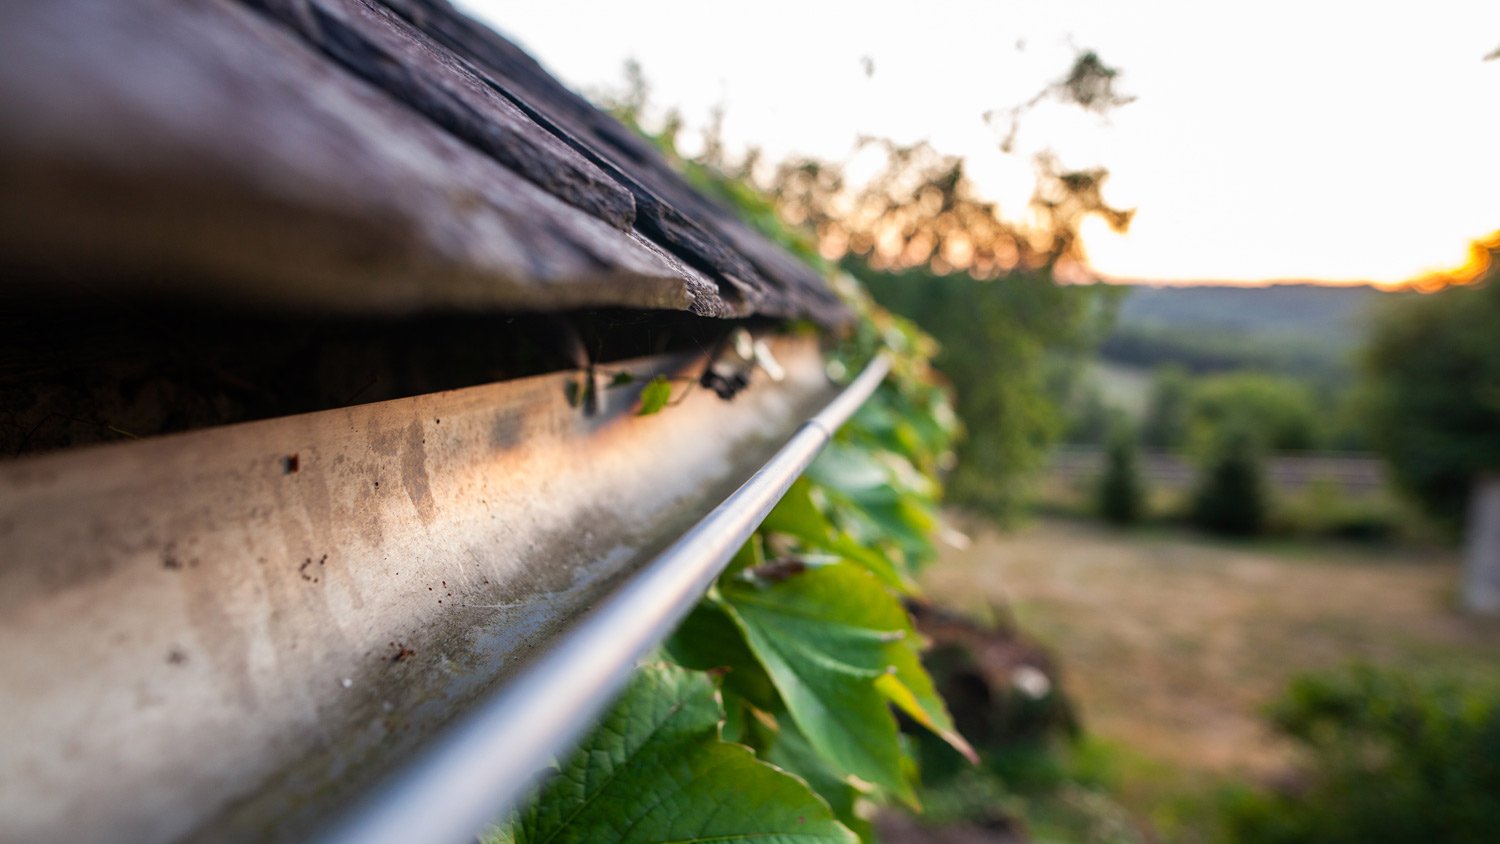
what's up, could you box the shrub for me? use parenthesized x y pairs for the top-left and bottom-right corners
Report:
(1065, 381), (1120, 446)
(1187, 373), (1322, 453)
(1141, 364), (1192, 449)
(1272, 479), (1410, 543)
(1221, 665), (1500, 844)
(1190, 425), (1268, 536)
(1096, 426), (1145, 525)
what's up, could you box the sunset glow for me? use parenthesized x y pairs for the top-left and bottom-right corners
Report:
(469, 1), (1500, 287)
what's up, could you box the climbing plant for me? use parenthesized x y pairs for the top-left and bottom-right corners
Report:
(489, 259), (960, 844)
(486, 88), (972, 842)
(490, 275), (965, 842)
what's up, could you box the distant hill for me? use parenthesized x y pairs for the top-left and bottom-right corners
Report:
(1099, 282), (1408, 382)
(1114, 283), (1397, 347)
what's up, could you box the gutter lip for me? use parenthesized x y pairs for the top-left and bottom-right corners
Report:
(311, 352), (892, 844)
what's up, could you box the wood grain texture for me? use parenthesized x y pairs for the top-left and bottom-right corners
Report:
(342, 0), (848, 324)
(0, 0), (845, 321)
(0, 0), (711, 314)
(241, 0), (636, 230)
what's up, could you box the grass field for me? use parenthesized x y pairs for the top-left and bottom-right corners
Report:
(919, 515), (1500, 839)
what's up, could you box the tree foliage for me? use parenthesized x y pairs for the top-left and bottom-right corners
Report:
(1141, 365), (1192, 449)
(863, 266), (1114, 514)
(602, 49), (1133, 518)
(1222, 665), (1500, 844)
(1187, 373), (1322, 453)
(755, 52), (1132, 516)
(1362, 233), (1500, 523)
(1096, 424), (1145, 525)
(985, 50), (1137, 155)
(769, 140), (1130, 280)
(1064, 379), (1125, 445)
(1190, 424), (1269, 536)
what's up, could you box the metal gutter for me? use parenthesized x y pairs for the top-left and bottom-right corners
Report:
(313, 352), (891, 844)
(0, 336), (886, 844)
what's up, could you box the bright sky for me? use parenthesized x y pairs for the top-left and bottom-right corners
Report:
(465, 1), (1500, 286)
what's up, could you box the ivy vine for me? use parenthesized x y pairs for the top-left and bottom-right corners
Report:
(490, 279), (964, 843)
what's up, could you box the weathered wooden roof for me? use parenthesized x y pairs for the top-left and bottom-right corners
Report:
(0, 0), (847, 325)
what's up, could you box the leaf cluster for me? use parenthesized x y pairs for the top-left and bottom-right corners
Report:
(769, 141), (1131, 279)
(1362, 235), (1500, 523)
(1189, 424), (1269, 537)
(499, 77), (986, 843)
(496, 283), (969, 842)
(1095, 425), (1144, 526)
(598, 50), (1133, 519)
(603, 50), (1133, 282)
(1220, 665), (1500, 844)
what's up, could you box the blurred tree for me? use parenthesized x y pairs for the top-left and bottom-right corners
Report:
(1321, 387), (1374, 452)
(861, 266), (1112, 514)
(1222, 665), (1500, 844)
(1362, 235), (1500, 523)
(1362, 233), (1500, 611)
(1140, 365), (1192, 449)
(601, 50), (1135, 518)
(1063, 380), (1122, 445)
(1190, 424), (1269, 536)
(769, 139), (1131, 281)
(984, 50), (1137, 154)
(1095, 423), (1145, 525)
(1187, 373), (1321, 453)
(771, 52), (1134, 516)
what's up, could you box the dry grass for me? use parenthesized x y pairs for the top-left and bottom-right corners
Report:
(920, 515), (1500, 818)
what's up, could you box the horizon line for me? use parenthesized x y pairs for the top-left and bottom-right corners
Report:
(1091, 275), (1402, 290)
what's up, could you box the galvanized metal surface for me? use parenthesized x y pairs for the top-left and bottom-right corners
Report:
(0, 336), (836, 844)
(313, 353), (891, 844)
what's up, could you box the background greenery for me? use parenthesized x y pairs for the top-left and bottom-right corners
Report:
(538, 51), (1500, 843)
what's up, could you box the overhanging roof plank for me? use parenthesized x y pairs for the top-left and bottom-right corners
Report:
(241, 0), (638, 232)
(376, 0), (849, 325)
(0, 0), (731, 316)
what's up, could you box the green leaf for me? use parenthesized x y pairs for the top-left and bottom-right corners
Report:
(608, 371), (636, 387)
(718, 563), (918, 804)
(762, 479), (916, 593)
(877, 644), (978, 764)
(760, 478), (832, 545)
(751, 717), (873, 842)
(493, 663), (855, 844)
(636, 375), (672, 416)
(664, 601), (779, 711)
(824, 534), (917, 594)
(805, 442), (890, 493)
